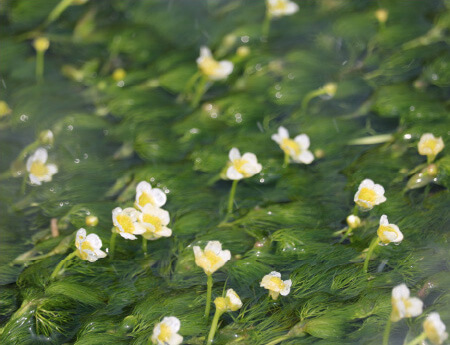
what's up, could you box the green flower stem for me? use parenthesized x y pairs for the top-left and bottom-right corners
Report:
(50, 251), (77, 280)
(283, 152), (290, 168)
(36, 50), (45, 82)
(352, 205), (359, 216)
(266, 335), (291, 345)
(205, 274), (213, 319)
(142, 236), (147, 256)
(339, 227), (353, 243)
(405, 332), (427, 345)
(109, 231), (117, 260)
(382, 317), (392, 345)
(262, 12), (272, 39)
(206, 308), (224, 344)
(44, 0), (76, 26)
(184, 71), (201, 94)
(301, 88), (326, 113)
(191, 75), (208, 108)
(363, 237), (380, 273)
(227, 180), (239, 215)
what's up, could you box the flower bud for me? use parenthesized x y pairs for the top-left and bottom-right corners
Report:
(322, 83), (337, 97)
(113, 68), (126, 81)
(375, 9), (388, 23)
(237, 46), (250, 58)
(346, 215), (361, 229)
(39, 130), (54, 145)
(33, 37), (50, 52)
(86, 215), (99, 227)
(427, 164), (438, 177)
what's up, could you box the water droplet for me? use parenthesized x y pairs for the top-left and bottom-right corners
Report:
(275, 92), (282, 99)
(67, 125), (74, 131)
(255, 64), (262, 71)
(83, 153), (88, 159)
(74, 159), (80, 164)
(288, 73), (295, 79)
(20, 114), (29, 122)
(59, 202), (64, 207)
(259, 178), (265, 183)
(409, 106), (415, 111)
(189, 128), (199, 134)
(404, 134), (412, 140)
(241, 35), (249, 43)
(150, 177), (155, 182)
(275, 84), (281, 90)
(431, 73), (438, 80)
(267, 211), (272, 215)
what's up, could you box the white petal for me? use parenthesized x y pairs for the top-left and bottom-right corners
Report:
(170, 333), (183, 345)
(380, 215), (389, 226)
(392, 284), (410, 299)
(278, 126), (289, 139)
(226, 166), (243, 180)
(119, 232), (137, 240)
(205, 241), (222, 254)
(162, 316), (181, 333)
(149, 188), (167, 207)
(294, 134), (310, 150)
(297, 151), (314, 164)
(219, 249), (231, 262)
(33, 148), (48, 163)
(29, 174), (42, 185)
(280, 279), (292, 296)
(229, 147), (241, 161)
(405, 297), (423, 317)
(112, 207), (122, 224)
(46, 164), (58, 175)
(86, 233), (103, 250)
(285, 2), (299, 14)
(200, 46), (212, 59)
(218, 60), (233, 77)
(157, 226), (172, 238)
(193, 246), (202, 260)
(271, 133), (281, 144)
(268, 271), (281, 278)
(360, 179), (375, 189)
(241, 152), (258, 164)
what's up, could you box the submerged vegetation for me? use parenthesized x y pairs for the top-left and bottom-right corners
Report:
(0, 0), (449, 344)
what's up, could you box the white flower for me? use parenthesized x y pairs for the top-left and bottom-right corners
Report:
(151, 316), (183, 345)
(267, 0), (299, 17)
(418, 133), (444, 158)
(226, 148), (262, 180)
(377, 215), (403, 245)
(354, 179), (386, 210)
(196, 46), (233, 81)
(214, 288), (243, 313)
(139, 204), (172, 240)
(271, 126), (314, 164)
(260, 271), (292, 300)
(112, 207), (146, 240)
(346, 215), (361, 229)
(391, 284), (423, 322)
(424, 313), (448, 345)
(135, 181), (167, 211)
(26, 148), (58, 185)
(75, 228), (106, 262)
(193, 241), (231, 275)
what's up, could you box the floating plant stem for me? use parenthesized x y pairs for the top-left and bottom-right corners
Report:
(50, 251), (77, 280)
(44, 0), (77, 27)
(191, 75), (208, 108)
(382, 317), (391, 345)
(227, 179), (239, 215)
(109, 231), (117, 260)
(363, 237), (380, 273)
(405, 332), (427, 345)
(205, 273), (213, 318)
(301, 83), (337, 113)
(206, 307), (224, 344)
(262, 11), (272, 39)
(142, 236), (147, 256)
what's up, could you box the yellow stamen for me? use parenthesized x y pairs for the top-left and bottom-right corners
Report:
(116, 215), (135, 234)
(357, 187), (377, 207)
(280, 138), (301, 156)
(158, 323), (172, 342)
(30, 161), (49, 178)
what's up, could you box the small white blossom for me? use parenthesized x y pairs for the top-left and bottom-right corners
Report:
(418, 133), (444, 159)
(26, 148), (58, 185)
(226, 148), (262, 180)
(112, 207), (145, 240)
(214, 288), (243, 313)
(75, 228), (106, 262)
(260, 271), (292, 300)
(197, 47), (233, 81)
(391, 284), (423, 322)
(139, 204), (172, 240)
(377, 215), (403, 245)
(135, 181), (167, 211)
(193, 241), (231, 275)
(354, 179), (386, 210)
(424, 313), (448, 345)
(267, 0), (299, 17)
(151, 316), (183, 345)
(271, 126), (314, 164)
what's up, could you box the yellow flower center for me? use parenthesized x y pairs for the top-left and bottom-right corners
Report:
(199, 56), (221, 76)
(267, 276), (285, 291)
(142, 214), (162, 233)
(357, 187), (377, 206)
(204, 249), (222, 268)
(423, 139), (438, 152)
(270, 0), (288, 12)
(138, 192), (155, 208)
(378, 225), (399, 244)
(78, 240), (95, 260)
(116, 214), (135, 234)
(214, 297), (228, 312)
(158, 323), (172, 342)
(233, 158), (249, 174)
(280, 138), (301, 156)
(30, 161), (49, 178)
(424, 319), (441, 344)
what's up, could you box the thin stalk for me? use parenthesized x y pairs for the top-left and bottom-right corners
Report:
(204, 274), (213, 319)
(109, 231), (117, 260)
(301, 88), (326, 113)
(142, 236), (147, 256)
(283, 152), (290, 168)
(206, 309), (224, 344)
(191, 75), (208, 108)
(382, 317), (392, 345)
(44, 0), (76, 27)
(405, 332), (427, 345)
(339, 227), (353, 243)
(227, 180), (239, 215)
(352, 204), (359, 215)
(262, 12), (271, 39)
(266, 335), (291, 345)
(50, 251), (76, 280)
(363, 237), (380, 273)
(36, 51), (45, 82)
(184, 71), (201, 94)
